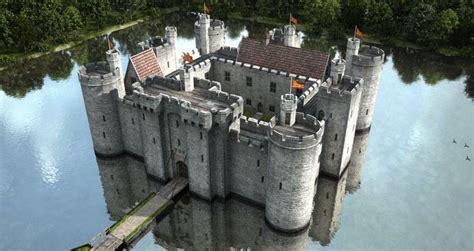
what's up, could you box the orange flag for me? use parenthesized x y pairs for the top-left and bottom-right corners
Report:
(203, 2), (210, 14)
(290, 14), (298, 26)
(182, 52), (193, 63)
(291, 79), (304, 90)
(355, 25), (364, 38)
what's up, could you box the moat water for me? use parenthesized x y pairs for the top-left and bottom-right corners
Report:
(1, 13), (473, 250)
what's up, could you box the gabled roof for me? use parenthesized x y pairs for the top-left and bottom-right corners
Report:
(129, 48), (163, 81)
(236, 38), (329, 80)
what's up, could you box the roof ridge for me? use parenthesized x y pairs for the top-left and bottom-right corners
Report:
(242, 37), (329, 56)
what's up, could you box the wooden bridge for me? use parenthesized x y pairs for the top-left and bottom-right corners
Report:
(74, 177), (188, 251)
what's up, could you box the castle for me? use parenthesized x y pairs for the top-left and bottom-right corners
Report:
(78, 13), (384, 233)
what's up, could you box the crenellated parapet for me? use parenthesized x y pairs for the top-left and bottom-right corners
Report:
(217, 46), (238, 58)
(137, 36), (172, 53)
(240, 116), (273, 135)
(352, 45), (384, 67)
(269, 113), (323, 150)
(78, 62), (121, 87)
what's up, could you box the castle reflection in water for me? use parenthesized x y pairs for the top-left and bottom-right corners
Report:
(96, 131), (370, 249)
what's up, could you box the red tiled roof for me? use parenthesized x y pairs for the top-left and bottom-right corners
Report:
(130, 48), (163, 81)
(236, 38), (329, 80)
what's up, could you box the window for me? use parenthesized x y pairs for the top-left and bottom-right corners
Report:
(116, 189), (120, 195)
(167, 61), (170, 68)
(279, 182), (282, 190)
(225, 71), (230, 81)
(177, 139), (181, 146)
(246, 76), (252, 87)
(110, 175), (114, 180)
(176, 120), (179, 128)
(246, 99), (252, 106)
(326, 192), (329, 199)
(153, 137), (156, 144)
(350, 110), (353, 118)
(103, 132), (106, 138)
(331, 153), (335, 160)
(330, 113), (333, 119)
(201, 154), (204, 162)
(337, 73), (342, 84)
(270, 82), (276, 92)
(131, 77), (137, 83)
(205, 72), (209, 79)
(102, 115), (106, 122)
(269, 105), (275, 112)
(132, 118), (135, 125)
(142, 113), (145, 120)
(366, 109), (369, 115)
(257, 160), (260, 167)
(334, 134), (338, 141)
(200, 132), (203, 140)
(261, 176), (264, 183)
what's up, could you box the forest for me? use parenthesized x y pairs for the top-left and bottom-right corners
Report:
(0, 0), (473, 56)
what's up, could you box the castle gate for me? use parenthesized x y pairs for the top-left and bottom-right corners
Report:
(176, 161), (188, 178)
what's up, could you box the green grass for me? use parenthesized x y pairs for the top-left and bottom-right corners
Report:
(259, 114), (273, 122)
(125, 200), (173, 242)
(243, 107), (257, 118)
(108, 192), (157, 233)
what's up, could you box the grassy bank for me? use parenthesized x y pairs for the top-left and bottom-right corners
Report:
(0, 7), (180, 71)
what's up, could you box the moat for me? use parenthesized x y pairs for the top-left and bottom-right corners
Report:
(1, 13), (473, 250)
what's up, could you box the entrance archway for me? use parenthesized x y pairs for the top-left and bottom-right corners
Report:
(176, 161), (188, 178)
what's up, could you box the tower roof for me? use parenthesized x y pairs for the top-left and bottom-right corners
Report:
(129, 48), (163, 81)
(236, 38), (329, 80)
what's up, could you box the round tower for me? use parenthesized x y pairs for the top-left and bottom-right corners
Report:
(266, 113), (324, 232)
(78, 61), (124, 156)
(283, 25), (299, 48)
(194, 13), (210, 55)
(350, 45), (385, 131)
(105, 49), (125, 97)
(165, 26), (179, 69)
(208, 19), (225, 53)
(279, 94), (297, 126)
(330, 58), (346, 85)
(344, 38), (360, 75)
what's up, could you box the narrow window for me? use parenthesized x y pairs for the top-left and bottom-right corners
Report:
(350, 110), (353, 118)
(225, 71), (230, 81)
(246, 99), (252, 106)
(132, 118), (135, 124)
(261, 176), (264, 183)
(337, 73), (342, 84)
(153, 137), (156, 144)
(326, 192), (329, 199)
(257, 160), (260, 167)
(167, 61), (170, 68)
(330, 113), (333, 119)
(246, 76), (252, 87)
(142, 113), (145, 120)
(366, 109), (369, 115)
(270, 82), (276, 93)
(334, 133), (338, 141)
(269, 105), (275, 112)
(359, 148), (362, 154)
(177, 139), (181, 146)
(200, 132), (203, 140)
(110, 175), (114, 180)
(116, 189), (120, 195)
(201, 154), (204, 162)
(103, 132), (106, 138)
(331, 153), (335, 160)
(259, 228), (262, 236)
(205, 72), (209, 79)
(279, 182), (282, 190)
(102, 115), (106, 122)
(176, 120), (179, 128)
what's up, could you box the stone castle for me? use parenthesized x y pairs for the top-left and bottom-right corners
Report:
(78, 13), (384, 233)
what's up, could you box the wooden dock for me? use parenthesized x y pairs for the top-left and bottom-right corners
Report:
(77, 177), (188, 251)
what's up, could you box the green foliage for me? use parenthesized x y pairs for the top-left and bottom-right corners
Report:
(365, 1), (395, 36)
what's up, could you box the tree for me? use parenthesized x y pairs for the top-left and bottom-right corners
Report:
(365, 1), (395, 36)
(0, 10), (14, 48)
(452, 6), (474, 46)
(403, 3), (437, 43)
(434, 9), (459, 43)
(63, 6), (83, 32)
(301, 0), (340, 33)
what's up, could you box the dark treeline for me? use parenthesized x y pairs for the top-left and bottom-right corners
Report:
(0, 0), (473, 55)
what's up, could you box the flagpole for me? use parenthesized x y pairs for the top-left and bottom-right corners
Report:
(289, 77), (292, 95)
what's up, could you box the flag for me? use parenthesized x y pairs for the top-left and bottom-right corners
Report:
(291, 79), (304, 90)
(355, 25), (364, 38)
(182, 52), (193, 63)
(290, 14), (298, 26)
(203, 2), (210, 14)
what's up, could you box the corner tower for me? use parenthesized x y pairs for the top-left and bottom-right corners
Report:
(194, 13), (225, 55)
(266, 112), (324, 233)
(283, 25), (300, 48)
(78, 51), (125, 156)
(348, 40), (384, 131)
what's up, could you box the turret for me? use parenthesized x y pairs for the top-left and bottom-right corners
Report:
(350, 44), (384, 131)
(195, 13), (210, 55)
(106, 49), (125, 96)
(165, 26), (177, 45)
(330, 58), (346, 85)
(266, 113), (324, 232)
(279, 94), (297, 126)
(179, 67), (194, 92)
(78, 56), (124, 156)
(283, 25), (300, 48)
(344, 38), (360, 74)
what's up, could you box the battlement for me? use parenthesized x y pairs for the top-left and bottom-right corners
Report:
(78, 62), (120, 86)
(137, 36), (172, 52)
(144, 75), (182, 91)
(269, 112), (322, 149)
(352, 45), (384, 67)
(217, 46), (238, 58)
(295, 113), (321, 132)
(179, 101), (213, 129)
(131, 90), (162, 110)
(239, 115), (273, 135)
(209, 19), (225, 32)
(319, 76), (362, 97)
(269, 128), (319, 149)
(229, 129), (267, 150)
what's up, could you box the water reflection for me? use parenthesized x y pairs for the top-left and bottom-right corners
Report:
(96, 131), (370, 249)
